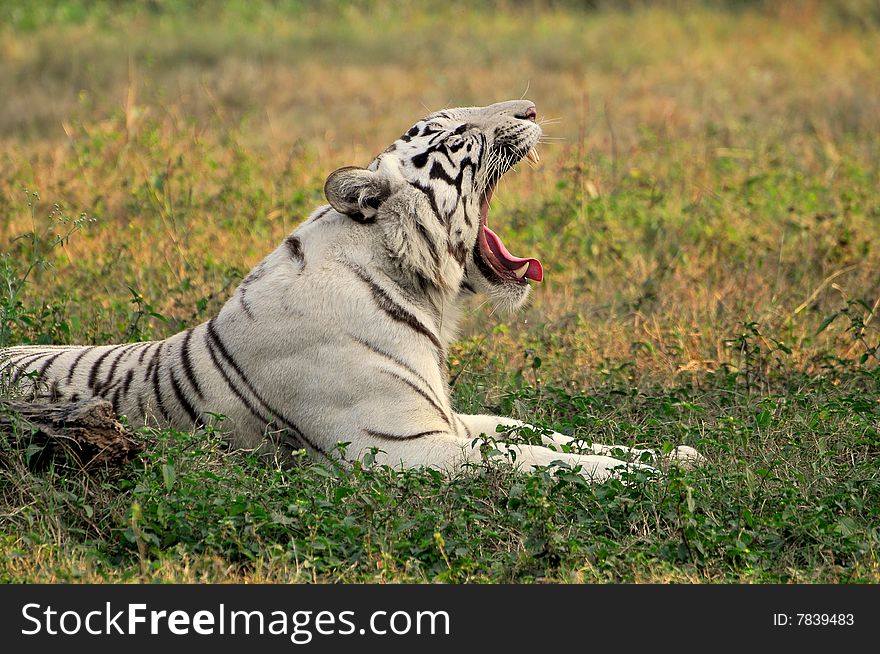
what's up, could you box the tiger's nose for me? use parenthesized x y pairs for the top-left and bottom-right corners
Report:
(516, 106), (537, 121)
(483, 100), (537, 121)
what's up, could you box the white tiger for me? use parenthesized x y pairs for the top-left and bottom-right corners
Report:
(0, 100), (702, 481)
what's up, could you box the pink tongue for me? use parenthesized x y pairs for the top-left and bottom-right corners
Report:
(483, 226), (543, 282)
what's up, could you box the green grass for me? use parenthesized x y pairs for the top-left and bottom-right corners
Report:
(3, 369), (879, 583)
(1, 0), (879, 582)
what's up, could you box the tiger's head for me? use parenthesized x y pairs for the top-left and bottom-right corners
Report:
(324, 100), (543, 312)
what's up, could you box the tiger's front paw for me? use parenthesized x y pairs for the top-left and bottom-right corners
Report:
(666, 445), (705, 469)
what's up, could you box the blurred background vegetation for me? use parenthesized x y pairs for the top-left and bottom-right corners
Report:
(2, 0), (878, 381)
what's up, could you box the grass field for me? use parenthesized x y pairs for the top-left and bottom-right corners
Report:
(1, 1), (879, 582)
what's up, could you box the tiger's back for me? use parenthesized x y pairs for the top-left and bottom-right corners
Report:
(0, 204), (452, 462)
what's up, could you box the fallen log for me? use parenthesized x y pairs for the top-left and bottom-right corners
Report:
(0, 397), (142, 470)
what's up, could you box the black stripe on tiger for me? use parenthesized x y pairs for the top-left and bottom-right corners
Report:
(411, 180), (445, 224)
(202, 334), (306, 452)
(412, 270), (437, 301)
(429, 157), (472, 191)
(137, 394), (148, 424)
(346, 333), (445, 407)
(128, 341), (154, 366)
(204, 335), (272, 428)
(379, 369), (449, 425)
(0, 354), (22, 377)
(35, 350), (68, 381)
(169, 367), (200, 425)
(414, 220), (441, 270)
(143, 341), (162, 382)
(449, 241), (468, 267)
(345, 264), (443, 351)
(307, 206), (332, 224)
(237, 262), (267, 322)
(5, 352), (54, 384)
(0, 350), (42, 371)
(88, 344), (127, 391)
(110, 385), (122, 414)
(380, 268), (441, 320)
(239, 293), (256, 321)
(149, 342), (172, 422)
(241, 261), (267, 286)
(122, 369), (135, 398)
(180, 328), (205, 401)
(205, 321), (312, 448)
(138, 342), (155, 365)
(364, 428), (446, 441)
(277, 431), (307, 454)
(205, 320), (321, 455)
(7, 352), (51, 384)
(96, 343), (138, 394)
(284, 235), (305, 268)
(347, 211), (375, 224)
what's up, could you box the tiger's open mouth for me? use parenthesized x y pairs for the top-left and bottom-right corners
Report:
(476, 147), (543, 284)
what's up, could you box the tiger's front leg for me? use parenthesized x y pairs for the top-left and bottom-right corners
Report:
(451, 413), (656, 481)
(453, 413), (704, 469)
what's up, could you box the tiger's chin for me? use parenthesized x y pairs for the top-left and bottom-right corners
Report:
(486, 280), (533, 315)
(463, 254), (533, 315)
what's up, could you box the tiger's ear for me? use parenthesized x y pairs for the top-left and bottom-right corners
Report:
(324, 166), (392, 221)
